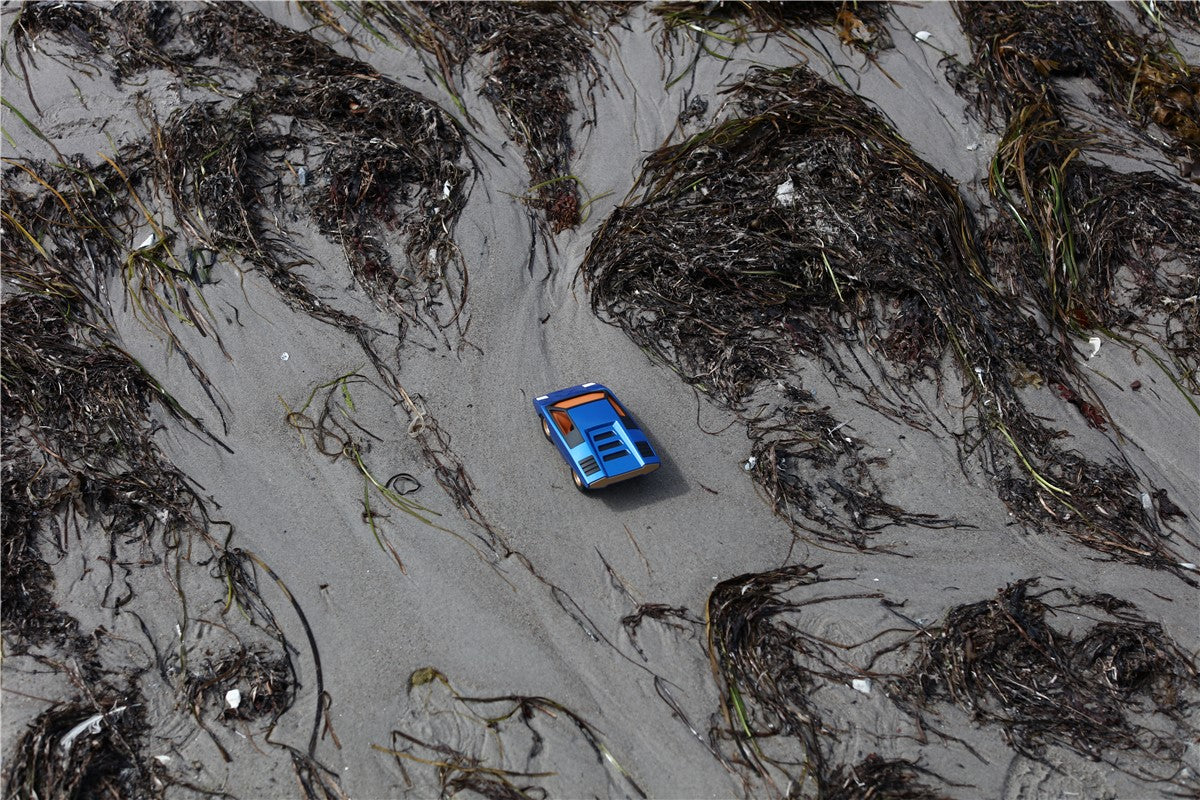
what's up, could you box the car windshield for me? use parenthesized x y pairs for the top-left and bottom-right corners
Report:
(549, 391), (626, 435)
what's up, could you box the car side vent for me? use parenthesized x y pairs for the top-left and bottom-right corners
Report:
(636, 441), (654, 459)
(580, 456), (601, 476)
(603, 450), (629, 462)
(598, 440), (623, 452)
(593, 430), (615, 441)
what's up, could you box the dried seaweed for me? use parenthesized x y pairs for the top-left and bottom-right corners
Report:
(655, 1), (891, 57)
(1136, 0), (1200, 35)
(953, 1), (1199, 165)
(319, 1), (626, 233)
(3, 687), (157, 800)
(987, 135), (1200, 383)
(6, 1), (187, 86)
(705, 565), (942, 798)
(2, 160), (233, 655)
(582, 63), (1197, 573)
(375, 667), (645, 799)
(823, 754), (949, 800)
(888, 580), (1199, 787)
(748, 386), (959, 549)
(185, 643), (294, 723)
(581, 63), (976, 545)
(141, 3), (473, 341)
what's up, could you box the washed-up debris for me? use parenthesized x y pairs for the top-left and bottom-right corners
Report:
(5, 694), (150, 799)
(139, 2), (473, 340)
(888, 580), (1199, 787)
(583, 63), (1197, 571)
(313, 2), (627, 233)
(705, 565), (948, 796)
(185, 644), (293, 723)
(954, 2), (1199, 163)
(654, 2), (893, 57)
(824, 754), (949, 800)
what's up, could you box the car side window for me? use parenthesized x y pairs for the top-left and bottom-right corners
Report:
(549, 407), (584, 447)
(551, 409), (574, 434)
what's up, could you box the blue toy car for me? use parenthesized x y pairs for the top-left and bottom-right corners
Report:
(533, 383), (661, 491)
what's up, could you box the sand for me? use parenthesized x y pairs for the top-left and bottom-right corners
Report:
(3, 3), (1197, 799)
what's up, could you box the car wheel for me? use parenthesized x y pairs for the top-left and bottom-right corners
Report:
(541, 417), (552, 441)
(572, 471), (589, 492)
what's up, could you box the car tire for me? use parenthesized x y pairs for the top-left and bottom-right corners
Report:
(541, 417), (552, 441)
(572, 471), (589, 492)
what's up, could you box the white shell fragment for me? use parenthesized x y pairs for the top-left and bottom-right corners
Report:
(775, 178), (796, 207)
(852, 678), (872, 695)
(743, 456), (758, 471)
(60, 706), (127, 753)
(914, 31), (932, 42)
(280, 352), (289, 361)
(135, 233), (157, 251)
(225, 689), (242, 710)
(1087, 336), (1102, 358)
(442, 180), (452, 199)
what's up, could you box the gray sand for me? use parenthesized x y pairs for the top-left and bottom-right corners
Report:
(3, 3), (1197, 799)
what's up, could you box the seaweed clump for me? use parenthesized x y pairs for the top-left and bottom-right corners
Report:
(953, 2), (1199, 165)
(7, 1), (186, 87)
(307, 2), (626, 233)
(823, 755), (948, 800)
(888, 580), (1199, 786)
(149, 2), (473, 340)
(655, 1), (891, 56)
(4, 692), (155, 800)
(582, 64), (1197, 574)
(953, 2), (1200, 386)
(185, 643), (295, 723)
(705, 565), (945, 798)
(584, 65), (988, 547)
(2, 158), (229, 650)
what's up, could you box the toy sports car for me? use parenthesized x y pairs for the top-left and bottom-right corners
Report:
(533, 383), (661, 491)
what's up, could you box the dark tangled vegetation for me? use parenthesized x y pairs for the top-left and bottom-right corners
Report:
(4, 689), (157, 800)
(583, 64), (1196, 576)
(301, 1), (627, 233)
(953, 2), (1200, 383)
(886, 580), (1199, 788)
(654, 1), (892, 62)
(705, 566), (947, 798)
(953, 2), (1199, 164)
(1, 155), (309, 795)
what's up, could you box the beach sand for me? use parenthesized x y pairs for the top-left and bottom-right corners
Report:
(3, 3), (1197, 798)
